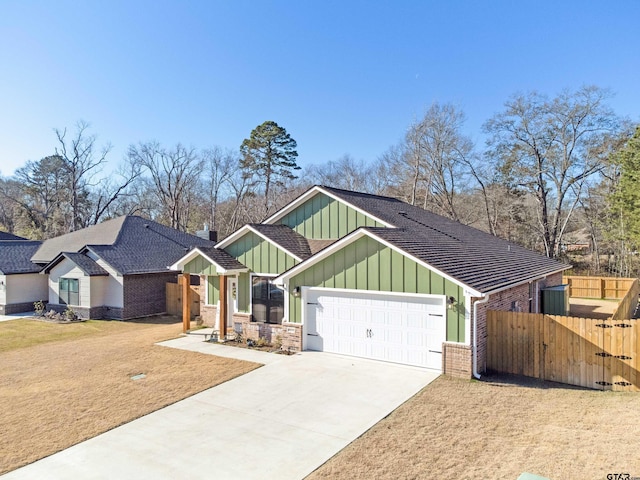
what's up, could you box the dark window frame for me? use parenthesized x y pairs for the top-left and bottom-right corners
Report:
(250, 275), (284, 324)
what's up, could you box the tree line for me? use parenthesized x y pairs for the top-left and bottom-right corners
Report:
(1, 86), (639, 276)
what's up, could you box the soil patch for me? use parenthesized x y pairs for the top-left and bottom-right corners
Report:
(0, 316), (259, 475)
(308, 373), (640, 480)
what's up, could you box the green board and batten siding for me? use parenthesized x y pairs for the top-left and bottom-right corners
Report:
(207, 276), (220, 305)
(183, 260), (244, 310)
(288, 235), (466, 343)
(224, 231), (298, 274)
(278, 193), (384, 239)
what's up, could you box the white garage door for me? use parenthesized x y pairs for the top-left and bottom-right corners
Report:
(304, 288), (446, 371)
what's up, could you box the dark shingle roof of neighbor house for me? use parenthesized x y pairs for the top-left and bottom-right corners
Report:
(249, 224), (313, 260)
(0, 231), (27, 241)
(33, 216), (217, 275)
(195, 246), (247, 271)
(321, 186), (570, 294)
(43, 252), (110, 276)
(0, 240), (43, 274)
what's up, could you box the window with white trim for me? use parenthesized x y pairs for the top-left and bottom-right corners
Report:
(59, 278), (79, 305)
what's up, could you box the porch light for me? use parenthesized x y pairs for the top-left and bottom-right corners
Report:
(293, 286), (301, 297)
(447, 296), (456, 309)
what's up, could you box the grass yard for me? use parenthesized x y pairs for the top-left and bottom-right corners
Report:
(0, 316), (259, 475)
(308, 374), (640, 480)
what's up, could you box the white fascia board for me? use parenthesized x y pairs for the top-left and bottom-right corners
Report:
(214, 225), (253, 250)
(273, 229), (366, 285)
(263, 185), (395, 228)
(215, 225), (303, 262)
(84, 246), (121, 275)
(481, 266), (571, 296)
(274, 227), (482, 296)
(168, 247), (249, 274)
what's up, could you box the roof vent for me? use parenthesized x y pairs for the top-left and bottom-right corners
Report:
(398, 211), (407, 216)
(144, 224), (149, 228)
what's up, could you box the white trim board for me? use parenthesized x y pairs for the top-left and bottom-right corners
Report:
(263, 185), (395, 229)
(274, 228), (483, 297)
(214, 225), (304, 262)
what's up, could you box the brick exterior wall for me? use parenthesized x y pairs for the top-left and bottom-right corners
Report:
(233, 314), (302, 352)
(0, 301), (42, 315)
(46, 303), (108, 320)
(196, 275), (303, 351)
(122, 272), (178, 320)
(470, 273), (564, 376)
(443, 343), (472, 378)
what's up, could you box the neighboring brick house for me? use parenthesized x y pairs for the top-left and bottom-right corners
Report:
(171, 186), (570, 378)
(30, 216), (217, 319)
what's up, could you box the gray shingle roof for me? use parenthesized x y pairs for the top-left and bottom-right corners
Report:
(250, 224), (313, 260)
(196, 246), (247, 271)
(0, 241), (43, 274)
(43, 252), (109, 276)
(321, 186), (570, 293)
(31, 217), (126, 264)
(0, 231), (27, 241)
(35, 216), (217, 275)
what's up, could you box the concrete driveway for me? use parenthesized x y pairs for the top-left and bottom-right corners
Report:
(2, 336), (439, 480)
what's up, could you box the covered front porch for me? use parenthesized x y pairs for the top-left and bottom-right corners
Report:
(169, 247), (302, 351)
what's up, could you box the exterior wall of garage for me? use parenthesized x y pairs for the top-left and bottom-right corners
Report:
(287, 235), (467, 343)
(277, 192), (383, 239)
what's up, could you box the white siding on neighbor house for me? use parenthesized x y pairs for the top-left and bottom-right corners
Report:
(0, 275), (6, 305)
(92, 257), (123, 308)
(5, 273), (48, 304)
(48, 261), (89, 307)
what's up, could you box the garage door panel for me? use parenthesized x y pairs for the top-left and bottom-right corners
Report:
(306, 289), (446, 371)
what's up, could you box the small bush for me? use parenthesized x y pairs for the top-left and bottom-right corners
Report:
(63, 306), (78, 322)
(33, 301), (45, 316)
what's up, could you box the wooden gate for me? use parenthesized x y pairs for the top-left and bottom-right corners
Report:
(487, 310), (639, 391)
(166, 280), (200, 317)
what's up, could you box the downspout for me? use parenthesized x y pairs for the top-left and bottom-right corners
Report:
(472, 294), (490, 379)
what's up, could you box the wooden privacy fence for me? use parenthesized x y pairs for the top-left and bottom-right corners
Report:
(487, 310), (639, 391)
(166, 280), (200, 317)
(563, 275), (637, 300)
(611, 278), (640, 321)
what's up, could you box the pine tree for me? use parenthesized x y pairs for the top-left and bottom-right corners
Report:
(240, 121), (299, 217)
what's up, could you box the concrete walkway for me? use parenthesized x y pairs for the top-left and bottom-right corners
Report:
(3, 335), (440, 480)
(0, 311), (36, 322)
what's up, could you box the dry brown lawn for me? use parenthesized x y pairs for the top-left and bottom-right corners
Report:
(308, 374), (640, 480)
(0, 316), (259, 475)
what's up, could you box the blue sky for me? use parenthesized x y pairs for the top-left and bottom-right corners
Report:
(1, 0), (639, 177)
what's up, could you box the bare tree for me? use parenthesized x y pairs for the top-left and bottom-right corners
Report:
(381, 103), (474, 221)
(128, 142), (203, 231)
(484, 86), (624, 258)
(85, 158), (143, 225)
(306, 154), (379, 193)
(54, 121), (112, 231)
(201, 146), (236, 232)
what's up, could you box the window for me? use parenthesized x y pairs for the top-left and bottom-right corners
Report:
(59, 278), (79, 305)
(251, 276), (284, 324)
